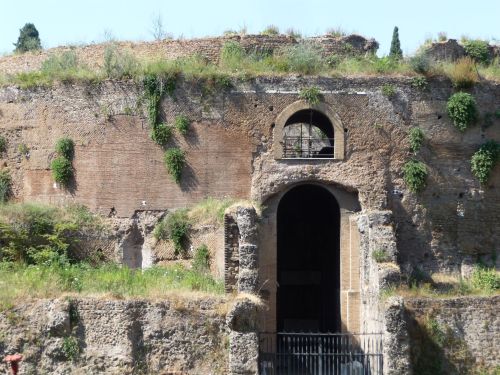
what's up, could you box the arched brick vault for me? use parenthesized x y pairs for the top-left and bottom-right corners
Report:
(273, 99), (345, 160)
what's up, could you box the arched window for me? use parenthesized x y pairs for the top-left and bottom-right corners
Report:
(274, 100), (344, 160)
(283, 109), (334, 158)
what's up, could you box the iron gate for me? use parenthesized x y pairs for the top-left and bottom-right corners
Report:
(259, 332), (383, 375)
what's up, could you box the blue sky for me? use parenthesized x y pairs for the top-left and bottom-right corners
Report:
(1, 0), (499, 56)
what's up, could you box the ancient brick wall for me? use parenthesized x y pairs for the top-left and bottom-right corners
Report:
(405, 296), (500, 373)
(0, 76), (499, 275)
(0, 34), (377, 75)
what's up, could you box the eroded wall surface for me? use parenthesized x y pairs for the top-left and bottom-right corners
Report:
(405, 296), (500, 373)
(0, 297), (229, 374)
(0, 76), (499, 275)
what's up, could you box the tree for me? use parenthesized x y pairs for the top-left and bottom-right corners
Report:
(389, 26), (402, 59)
(13, 23), (42, 53)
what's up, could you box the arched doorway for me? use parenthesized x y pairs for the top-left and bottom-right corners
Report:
(277, 184), (341, 333)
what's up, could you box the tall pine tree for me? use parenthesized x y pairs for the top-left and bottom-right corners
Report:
(13, 23), (42, 53)
(389, 26), (402, 60)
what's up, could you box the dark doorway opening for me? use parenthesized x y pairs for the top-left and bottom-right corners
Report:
(277, 184), (340, 333)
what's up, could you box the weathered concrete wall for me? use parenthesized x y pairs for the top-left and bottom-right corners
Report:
(405, 296), (500, 374)
(0, 297), (229, 374)
(0, 34), (378, 76)
(0, 76), (499, 275)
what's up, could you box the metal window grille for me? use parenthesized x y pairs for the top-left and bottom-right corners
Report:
(282, 136), (335, 159)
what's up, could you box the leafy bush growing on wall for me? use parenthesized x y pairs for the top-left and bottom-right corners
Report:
(470, 140), (500, 184)
(192, 244), (210, 272)
(0, 170), (12, 203)
(164, 148), (185, 184)
(463, 39), (490, 64)
(150, 123), (172, 146)
(153, 209), (190, 255)
(299, 86), (322, 106)
(0, 136), (7, 153)
(51, 157), (73, 186)
(381, 84), (396, 98)
(403, 159), (428, 193)
(410, 76), (428, 90)
(175, 115), (190, 135)
(55, 137), (75, 160)
(372, 249), (390, 263)
(409, 127), (425, 153)
(51, 137), (75, 187)
(446, 92), (477, 132)
(62, 336), (80, 361)
(409, 54), (431, 75)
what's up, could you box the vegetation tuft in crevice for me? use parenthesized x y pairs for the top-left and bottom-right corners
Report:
(164, 148), (185, 184)
(471, 140), (500, 184)
(409, 127), (425, 153)
(299, 86), (322, 106)
(51, 137), (75, 187)
(446, 92), (477, 132)
(403, 159), (428, 193)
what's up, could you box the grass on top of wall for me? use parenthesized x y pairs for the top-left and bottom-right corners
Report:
(382, 267), (500, 300)
(4, 41), (500, 90)
(0, 262), (224, 310)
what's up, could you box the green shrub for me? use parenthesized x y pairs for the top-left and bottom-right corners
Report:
(41, 51), (79, 74)
(175, 115), (190, 135)
(164, 148), (185, 183)
(55, 137), (75, 160)
(192, 244), (210, 272)
(103, 45), (139, 79)
(470, 266), (499, 291)
(403, 159), (428, 193)
(150, 123), (172, 145)
(326, 54), (341, 68)
(220, 41), (245, 68)
(410, 76), (428, 90)
(153, 210), (190, 254)
(51, 157), (73, 186)
(372, 249), (389, 263)
(463, 40), (490, 64)
(409, 54), (431, 74)
(278, 43), (325, 75)
(409, 127), (425, 153)
(0, 170), (11, 203)
(495, 109), (500, 119)
(446, 92), (477, 131)
(13, 23), (42, 53)
(374, 56), (399, 73)
(381, 84), (396, 98)
(62, 336), (80, 361)
(471, 140), (500, 184)
(143, 72), (177, 128)
(18, 144), (29, 156)
(261, 25), (280, 36)
(299, 86), (322, 106)
(0, 136), (7, 153)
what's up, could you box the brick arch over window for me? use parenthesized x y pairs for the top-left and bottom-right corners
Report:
(273, 100), (345, 160)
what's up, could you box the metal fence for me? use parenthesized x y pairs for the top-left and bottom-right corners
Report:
(282, 136), (335, 159)
(259, 332), (383, 375)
